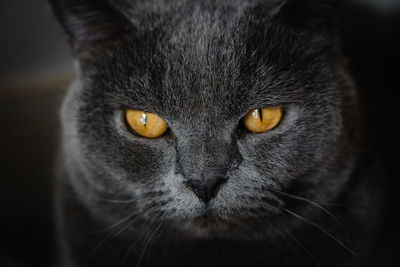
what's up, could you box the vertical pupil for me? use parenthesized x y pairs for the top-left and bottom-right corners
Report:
(141, 112), (147, 127)
(258, 108), (263, 122)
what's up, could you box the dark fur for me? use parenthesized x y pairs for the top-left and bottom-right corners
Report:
(50, 0), (385, 266)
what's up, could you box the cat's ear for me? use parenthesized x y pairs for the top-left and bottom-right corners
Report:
(48, 0), (129, 56)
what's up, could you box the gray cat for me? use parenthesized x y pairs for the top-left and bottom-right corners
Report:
(50, 0), (385, 266)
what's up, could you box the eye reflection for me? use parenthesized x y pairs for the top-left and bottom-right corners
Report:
(140, 112), (147, 126)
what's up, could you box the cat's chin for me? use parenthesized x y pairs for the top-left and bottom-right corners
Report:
(172, 212), (276, 240)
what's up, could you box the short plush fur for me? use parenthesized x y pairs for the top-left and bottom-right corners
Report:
(50, 0), (385, 266)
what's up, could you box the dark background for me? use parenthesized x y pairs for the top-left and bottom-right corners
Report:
(0, 0), (399, 266)
(339, 2), (400, 265)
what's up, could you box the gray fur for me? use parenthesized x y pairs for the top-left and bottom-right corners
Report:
(50, 0), (384, 266)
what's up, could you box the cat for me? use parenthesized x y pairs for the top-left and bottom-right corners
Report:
(49, 0), (386, 266)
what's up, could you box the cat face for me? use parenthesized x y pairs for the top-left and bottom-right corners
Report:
(56, 0), (358, 238)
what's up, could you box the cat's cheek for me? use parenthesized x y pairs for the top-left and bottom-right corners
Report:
(217, 165), (284, 212)
(235, 138), (293, 189)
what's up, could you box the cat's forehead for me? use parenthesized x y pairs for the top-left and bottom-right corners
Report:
(93, 2), (255, 111)
(112, 0), (285, 35)
(113, 0), (268, 19)
(86, 0), (335, 120)
(115, 2), (283, 94)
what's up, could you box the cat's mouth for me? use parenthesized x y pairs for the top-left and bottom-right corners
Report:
(187, 213), (234, 237)
(192, 209), (224, 228)
(166, 189), (285, 238)
(177, 207), (277, 239)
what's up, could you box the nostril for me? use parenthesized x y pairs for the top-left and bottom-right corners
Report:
(186, 177), (227, 203)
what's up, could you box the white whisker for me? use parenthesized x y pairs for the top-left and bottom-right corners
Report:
(284, 208), (357, 256)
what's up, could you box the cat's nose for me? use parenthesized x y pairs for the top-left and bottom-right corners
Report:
(186, 177), (227, 203)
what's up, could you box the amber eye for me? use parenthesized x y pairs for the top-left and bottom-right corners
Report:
(125, 110), (167, 138)
(243, 107), (283, 133)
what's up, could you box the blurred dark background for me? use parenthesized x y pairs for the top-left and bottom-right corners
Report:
(0, 0), (399, 266)
(0, 1), (72, 266)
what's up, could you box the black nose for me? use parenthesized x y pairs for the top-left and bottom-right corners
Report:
(186, 177), (227, 203)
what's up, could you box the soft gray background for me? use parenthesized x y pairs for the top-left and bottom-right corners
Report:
(0, 0), (73, 91)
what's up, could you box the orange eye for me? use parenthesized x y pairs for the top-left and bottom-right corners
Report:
(125, 110), (167, 138)
(243, 107), (283, 133)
